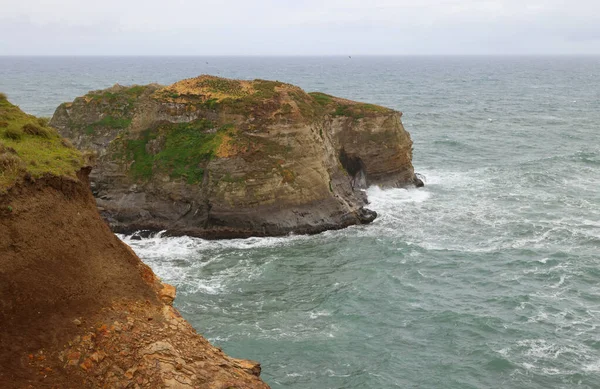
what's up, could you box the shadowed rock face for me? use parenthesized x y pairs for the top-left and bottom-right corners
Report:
(51, 76), (420, 239)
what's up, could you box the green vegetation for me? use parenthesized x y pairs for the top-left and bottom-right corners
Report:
(85, 115), (132, 135)
(123, 132), (154, 181)
(288, 90), (319, 119)
(280, 103), (292, 115)
(333, 102), (392, 120)
(252, 80), (283, 99)
(310, 91), (392, 120)
(4, 126), (23, 140)
(22, 123), (51, 138)
(37, 117), (50, 127)
(197, 78), (245, 97)
(333, 105), (364, 119)
(0, 94), (83, 191)
(87, 85), (149, 115)
(204, 98), (219, 109)
(122, 119), (228, 184)
(309, 92), (334, 106)
(360, 103), (390, 113)
(218, 80), (284, 117)
(89, 85), (147, 102)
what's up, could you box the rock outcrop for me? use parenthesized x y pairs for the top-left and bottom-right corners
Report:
(51, 76), (421, 239)
(0, 94), (269, 388)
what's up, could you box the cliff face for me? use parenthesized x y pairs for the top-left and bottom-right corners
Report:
(0, 95), (269, 388)
(51, 76), (421, 239)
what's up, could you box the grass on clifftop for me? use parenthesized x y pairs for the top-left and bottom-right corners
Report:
(87, 84), (150, 114)
(121, 119), (229, 184)
(85, 116), (132, 135)
(149, 76), (396, 126)
(0, 94), (83, 191)
(155, 76), (293, 118)
(308, 92), (393, 119)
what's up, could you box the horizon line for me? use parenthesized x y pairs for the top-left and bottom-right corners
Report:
(2, 54), (600, 58)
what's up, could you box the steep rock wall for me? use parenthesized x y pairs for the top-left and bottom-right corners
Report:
(51, 76), (421, 238)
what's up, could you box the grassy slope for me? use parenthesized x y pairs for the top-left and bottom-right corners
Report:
(0, 94), (83, 192)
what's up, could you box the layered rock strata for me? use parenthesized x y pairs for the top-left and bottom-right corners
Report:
(51, 76), (421, 238)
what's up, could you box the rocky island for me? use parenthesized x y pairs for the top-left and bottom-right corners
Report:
(0, 94), (269, 388)
(51, 76), (421, 239)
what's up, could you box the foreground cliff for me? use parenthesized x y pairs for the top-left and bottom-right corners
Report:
(51, 76), (421, 238)
(0, 94), (269, 388)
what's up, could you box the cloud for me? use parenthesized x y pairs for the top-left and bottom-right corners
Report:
(1, 0), (599, 54)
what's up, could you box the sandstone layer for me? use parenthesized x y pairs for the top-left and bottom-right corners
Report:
(51, 76), (421, 239)
(0, 94), (269, 388)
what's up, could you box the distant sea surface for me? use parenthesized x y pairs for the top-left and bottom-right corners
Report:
(2, 56), (600, 388)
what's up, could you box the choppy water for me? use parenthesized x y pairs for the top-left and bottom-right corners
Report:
(2, 56), (600, 388)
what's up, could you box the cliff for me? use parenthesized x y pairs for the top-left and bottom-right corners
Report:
(0, 94), (269, 388)
(51, 76), (421, 239)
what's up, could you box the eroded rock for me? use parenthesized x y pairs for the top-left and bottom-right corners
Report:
(51, 76), (421, 238)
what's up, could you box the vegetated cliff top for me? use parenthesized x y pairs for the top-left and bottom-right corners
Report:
(53, 75), (402, 187)
(66, 75), (396, 124)
(0, 93), (83, 191)
(157, 75), (394, 118)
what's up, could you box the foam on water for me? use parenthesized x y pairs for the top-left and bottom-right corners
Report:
(6, 56), (600, 389)
(367, 186), (432, 208)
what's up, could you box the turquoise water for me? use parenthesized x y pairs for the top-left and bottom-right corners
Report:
(2, 56), (600, 388)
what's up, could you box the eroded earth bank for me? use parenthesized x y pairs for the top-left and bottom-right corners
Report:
(0, 95), (269, 388)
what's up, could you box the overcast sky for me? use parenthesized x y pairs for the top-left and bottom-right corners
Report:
(1, 0), (599, 55)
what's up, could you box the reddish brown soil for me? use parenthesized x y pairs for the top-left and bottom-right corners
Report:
(0, 170), (269, 388)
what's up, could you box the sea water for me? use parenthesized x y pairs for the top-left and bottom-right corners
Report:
(2, 56), (599, 388)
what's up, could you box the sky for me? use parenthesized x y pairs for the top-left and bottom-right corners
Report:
(1, 0), (599, 55)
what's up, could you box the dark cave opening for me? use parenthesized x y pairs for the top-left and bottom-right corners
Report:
(339, 149), (367, 189)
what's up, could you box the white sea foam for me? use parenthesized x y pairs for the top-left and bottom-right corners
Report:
(517, 339), (566, 360)
(367, 186), (431, 208)
(583, 360), (600, 372)
(308, 310), (331, 319)
(325, 369), (350, 377)
(120, 230), (313, 259)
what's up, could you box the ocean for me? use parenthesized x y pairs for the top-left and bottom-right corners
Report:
(1, 56), (599, 388)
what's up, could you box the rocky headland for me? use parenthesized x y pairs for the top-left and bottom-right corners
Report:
(51, 76), (421, 239)
(0, 94), (269, 388)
